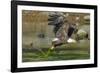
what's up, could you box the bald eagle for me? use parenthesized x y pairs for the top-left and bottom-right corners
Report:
(48, 12), (89, 50)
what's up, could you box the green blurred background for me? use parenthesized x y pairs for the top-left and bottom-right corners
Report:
(22, 10), (90, 62)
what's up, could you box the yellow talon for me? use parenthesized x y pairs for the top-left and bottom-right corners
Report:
(50, 46), (54, 50)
